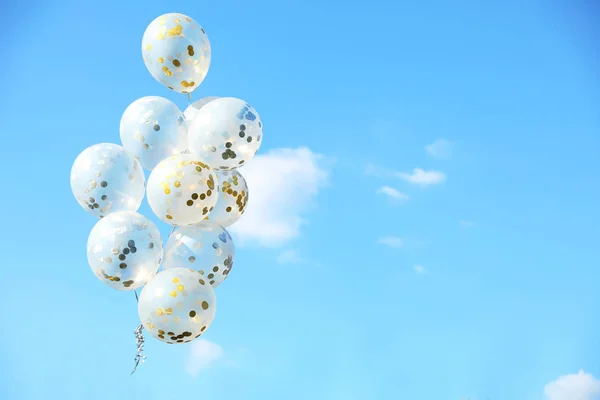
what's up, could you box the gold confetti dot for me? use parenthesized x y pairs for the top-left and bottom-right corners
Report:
(156, 308), (165, 316)
(158, 57), (164, 63)
(177, 284), (184, 292)
(166, 215), (173, 220)
(174, 181), (181, 188)
(172, 277), (179, 283)
(165, 308), (173, 315)
(201, 301), (209, 310)
(162, 66), (172, 76)
(172, 59), (181, 67)
(164, 188), (171, 195)
(170, 291), (177, 297)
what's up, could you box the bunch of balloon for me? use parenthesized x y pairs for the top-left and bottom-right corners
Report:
(69, 13), (263, 373)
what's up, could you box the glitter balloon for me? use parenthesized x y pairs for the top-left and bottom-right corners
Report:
(138, 268), (216, 344)
(163, 221), (235, 288)
(206, 170), (249, 227)
(70, 143), (145, 219)
(187, 97), (263, 171)
(141, 13), (211, 94)
(120, 96), (188, 170)
(87, 211), (163, 291)
(146, 153), (219, 225)
(183, 96), (219, 129)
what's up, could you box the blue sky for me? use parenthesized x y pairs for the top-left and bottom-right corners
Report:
(1, 0), (599, 399)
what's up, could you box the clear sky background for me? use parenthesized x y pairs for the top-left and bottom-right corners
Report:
(1, 0), (599, 399)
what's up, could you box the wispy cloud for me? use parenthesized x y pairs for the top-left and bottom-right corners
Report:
(544, 370), (600, 400)
(229, 147), (332, 248)
(276, 249), (303, 264)
(396, 168), (446, 186)
(185, 339), (225, 377)
(412, 265), (427, 274)
(459, 220), (476, 229)
(425, 139), (452, 158)
(377, 186), (408, 201)
(377, 236), (403, 248)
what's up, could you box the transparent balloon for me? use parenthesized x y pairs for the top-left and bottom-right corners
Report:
(187, 97), (263, 171)
(70, 143), (145, 218)
(206, 170), (249, 227)
(141, 13), (211, 94)
(183, 96), (219, 129)
(120, 96), (188, 171)
(146, 154), (219, 225)
(163, 222), (235, 288)
(138, 267), (216, 344)
(87, 211), (163, 291)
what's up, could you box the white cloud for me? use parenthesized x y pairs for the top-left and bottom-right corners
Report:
(425, 139), (452, 158)
(395, 168), (446, 186)
(412, 265), (426, 274)
(185, 339), (225, 377)
(276, 249), (303, 264)
(377, 186), (408, 201)
(459, 220), (476, 229)
(377, 236), (403, 248)
(545, 370), (600, 400)
(229, 147), (331, 247)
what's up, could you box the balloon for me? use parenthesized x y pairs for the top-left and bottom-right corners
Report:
(70, 143), (145, 218)
(87, 211), (163, 291)
(146, 153), (219, 225)
(141, 13), (211, 94)
(119, 96), (187, 170)
(183, 96), (219, 128)
(206, 170), (249, 227)
(163, 222), (235, 288)
(187, 97), (263, 171)
(138, 267), (216, 344)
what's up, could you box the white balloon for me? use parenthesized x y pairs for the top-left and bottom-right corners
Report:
(163, 222), (235, 288)
(70, 143), (145, 218)
(141, 13), (211, 94)
(206, 170), (249, 227)
(120, 96), (187, 170)
(138, 268), (216, 344)
(87, 211), (163, 291)
(183, 96), (219, 128)
(146, 154), (219, 225)
(187, 97), (263, 171)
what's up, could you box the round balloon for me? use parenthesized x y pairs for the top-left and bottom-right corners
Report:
(183, 96), (219, 128)
(146, 153), (219, 225)
(138, 267), (216, 344)
(120, 96), (188, 170)
(70, 143), (145, 218)
(163, 222), (235, 288)
(187, 97), (263, 171)
(87, 211), (163, 291)
(141, 13), (211, 94)
(206, 170), (249, 227)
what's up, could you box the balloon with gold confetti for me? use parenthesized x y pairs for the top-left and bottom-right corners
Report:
(137, 267), (216, 344)
(146, 153), (219, 226)
(141, 13), (211, 95)
(187, 97), (263, 171)
(87, 211), (163, 291)
(163, 221), (235, 288)
(183, 96), (219, 128)
(119, 96), (188, 171)
(206, 170), (249, 227)
(70, 143), (145, 219)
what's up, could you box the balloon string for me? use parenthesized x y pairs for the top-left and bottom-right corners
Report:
(131, 290), (146, 375)
(187, 92), (191, 105)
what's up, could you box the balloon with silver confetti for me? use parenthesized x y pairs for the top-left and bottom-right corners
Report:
(70, 143), (145, 219)
(141, 13), (211, 95)
(205, 170), (249, 227)
(187, 97), (263, 171)
(138, 267), (216, 344)
(120, 96), (188, 171)
(146, 153), (219, 226)
(183, 96), (219, 129)
(163, 221), (235, 288)
(87, 211), (163, 291)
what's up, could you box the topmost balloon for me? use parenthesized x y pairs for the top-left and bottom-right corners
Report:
(142, 13), (211, 95)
